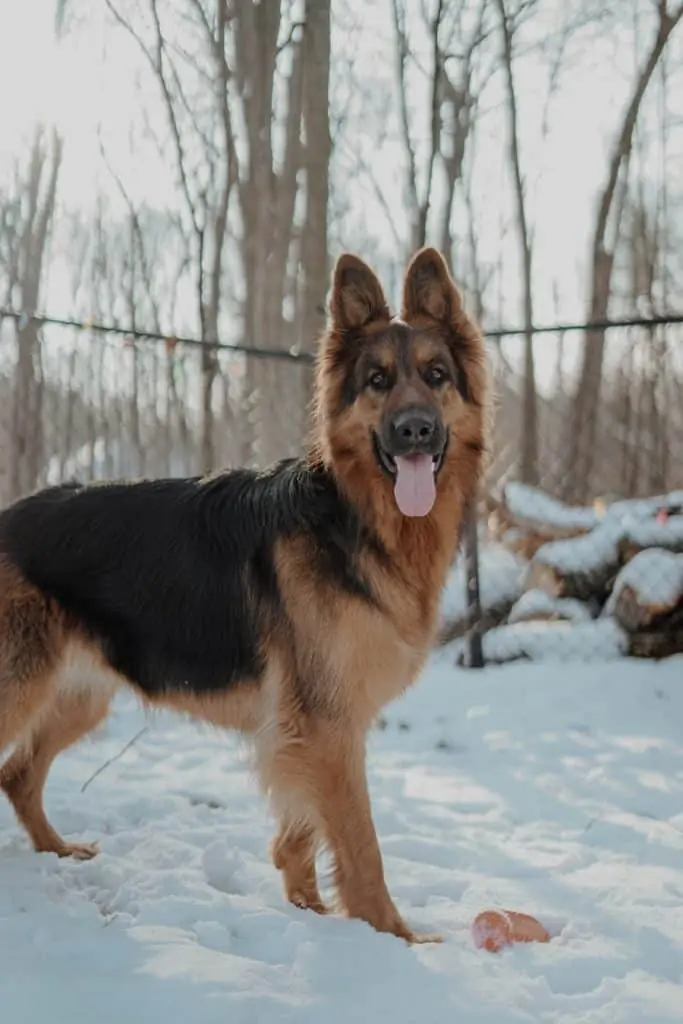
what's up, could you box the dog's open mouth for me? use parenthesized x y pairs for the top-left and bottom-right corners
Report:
(373, 434), (445, 518)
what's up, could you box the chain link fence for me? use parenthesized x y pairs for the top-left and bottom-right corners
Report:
(0, 310), (313, 502)
(1, 308), (682, 669)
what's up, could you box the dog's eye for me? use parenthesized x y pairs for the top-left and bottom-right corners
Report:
(424, 365), (448, 387)
(367, 369), (391, 392)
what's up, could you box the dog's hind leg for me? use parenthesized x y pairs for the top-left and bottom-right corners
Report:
(0, 689), (112, 859)
(0, 569), (60, 759)
(0, 563), (111, 859)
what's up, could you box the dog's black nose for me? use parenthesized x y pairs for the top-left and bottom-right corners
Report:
(390, 407), (437, 449)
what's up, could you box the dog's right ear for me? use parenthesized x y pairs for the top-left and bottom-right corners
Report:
(329, 254), (390, 332)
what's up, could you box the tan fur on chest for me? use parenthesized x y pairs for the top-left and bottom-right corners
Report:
(329, 602), (429, 725)
(274, 537), (436, 729)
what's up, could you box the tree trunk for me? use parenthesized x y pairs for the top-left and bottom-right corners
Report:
(236, 0), (284, 466)
(201, 0), (238, 474)
(495, 0), (538, 486)
(298, 0), (331, 448)
(565, 3), (683, 502)
(10, 129), (62, 501)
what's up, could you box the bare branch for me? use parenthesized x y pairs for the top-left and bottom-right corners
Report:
(566, 0), (683, 500)
(419, 0), (446, 248)
(391, 0), (420, 241)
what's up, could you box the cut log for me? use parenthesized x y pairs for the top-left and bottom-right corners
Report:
(629, 628), (683, 659)
(526, 521), (622, 602)
(489, 483), (597, 560)
(527, 513), (683, 604)
(605, 549), (683, 632)
(459, 487), (683, 662)
(628, 598), (683, 659)
(619, 516), (683, 564)
(490, 486), (683, 564)
(508, 589), (593, 625)
(501, 482), (598, 533)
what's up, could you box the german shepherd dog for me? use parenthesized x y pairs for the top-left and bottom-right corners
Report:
(0, 248), (487, 943)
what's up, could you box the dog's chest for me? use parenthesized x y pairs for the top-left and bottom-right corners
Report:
(325, 599), (434, 724)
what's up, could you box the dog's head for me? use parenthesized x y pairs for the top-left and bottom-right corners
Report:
(314, 248), (488, 522)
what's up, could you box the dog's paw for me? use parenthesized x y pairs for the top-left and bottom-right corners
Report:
(289, 891), (329, 915)
(56, 840), (99, 861)
(402, 929), (444, 945)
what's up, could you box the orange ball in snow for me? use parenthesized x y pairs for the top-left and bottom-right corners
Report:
(471, 910), (550, 953)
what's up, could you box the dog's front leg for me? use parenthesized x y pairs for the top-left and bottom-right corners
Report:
(307, 725), (441, 944)
(272, 817), (327, 914)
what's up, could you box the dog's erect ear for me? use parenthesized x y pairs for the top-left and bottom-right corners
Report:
(329, 254), (390, 331)
(401, 247), (462, 323)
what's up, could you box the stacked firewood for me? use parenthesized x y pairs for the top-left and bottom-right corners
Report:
(441, 483), (683, 664)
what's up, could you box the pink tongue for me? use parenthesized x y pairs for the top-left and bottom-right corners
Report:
(393, 454), (436, 517)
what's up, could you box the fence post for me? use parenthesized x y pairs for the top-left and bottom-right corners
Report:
(464, 497), (484, 669)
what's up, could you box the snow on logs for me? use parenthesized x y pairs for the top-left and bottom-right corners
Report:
(444, 485), (683, 664)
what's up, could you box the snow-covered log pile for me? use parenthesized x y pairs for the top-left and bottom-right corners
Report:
(441, 483), (683, 664)
(488, 483), (598, 560)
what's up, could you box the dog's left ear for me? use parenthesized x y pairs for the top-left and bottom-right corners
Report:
(401, 247), (462, 323)
(329, 254), (390, 332)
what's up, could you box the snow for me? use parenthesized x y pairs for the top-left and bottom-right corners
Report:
(606, 492), (683, 523)
(501, 486), (683, 548)
(525, 494), (683, 578)
(605, 549), (683, 616)
(469, 618), (627, 664)
(508, 589), (593, 625)
(4, 654), (683, 1022)
(504, 482), (598, 531)
(441, 542), (525, 624)
(625, 516), (683, 552)
(532, 521), (622, 575)
(532, 518), (683, 578)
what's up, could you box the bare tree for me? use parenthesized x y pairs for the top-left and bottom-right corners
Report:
(234, 0), (305, 464)
(104, 0), (331, 469)
(228, 0), (331, 463)
(391, 0), (491, 261)
(1, 128), (64, 500)
(61, 192), (212, 480)
(494, 0), (538, 486)
(297, 0), (332, 444)
(565, 0), (683, 501)
(104, 0), (240, 473)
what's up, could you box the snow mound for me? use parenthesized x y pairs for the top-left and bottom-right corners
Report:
(605, 549), (683, 616)
(625, 516), (683, 551)
(532, 521), (622, 574)
(606, 491), (683, 522)
(504, 482), (598, 530)
(441, 543), (525, 624)
(508, 589), (593, 624)
(476, 617), (627, 664)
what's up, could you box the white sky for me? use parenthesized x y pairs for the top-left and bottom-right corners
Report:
(1, 0), (682, 394)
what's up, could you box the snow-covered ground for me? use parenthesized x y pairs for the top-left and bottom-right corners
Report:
(2, 653), (683, 1023)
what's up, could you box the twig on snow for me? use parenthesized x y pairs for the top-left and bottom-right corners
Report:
(80, 727), (149, 793)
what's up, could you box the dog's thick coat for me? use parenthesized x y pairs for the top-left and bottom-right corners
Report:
(0, 248), (487, 941)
